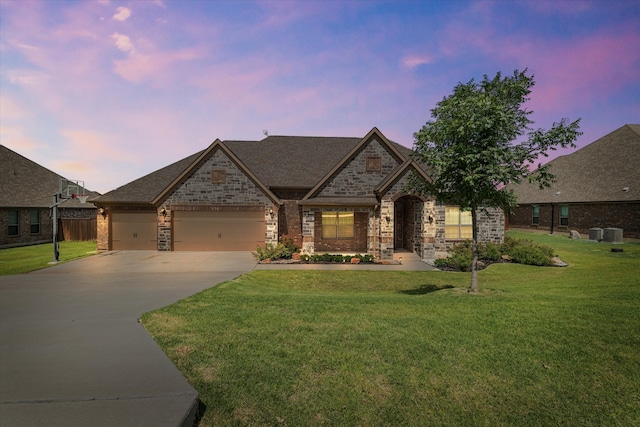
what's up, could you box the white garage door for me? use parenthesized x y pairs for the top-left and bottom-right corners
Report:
(173, 210), (265, 251)
(111, 212), (157, 250)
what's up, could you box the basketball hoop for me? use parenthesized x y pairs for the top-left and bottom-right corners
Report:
(73, 194), (89, 204)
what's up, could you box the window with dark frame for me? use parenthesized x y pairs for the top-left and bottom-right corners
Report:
(532, 205), (540, 225)
(322, 211), (355, 239)
(8, 210), (19, 236)
(560, 205), (569, 226)
(444, 206), (472, 239)
(30, 210), (40, 234)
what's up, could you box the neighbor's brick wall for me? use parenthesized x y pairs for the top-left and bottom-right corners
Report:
(317, 137), (401, 198)
(0, 207), (53, 247)
(510, 202), (640, 239)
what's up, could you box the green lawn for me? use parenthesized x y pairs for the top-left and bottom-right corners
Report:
(143, 231), (640, 426)
(0, 241), (97, 275)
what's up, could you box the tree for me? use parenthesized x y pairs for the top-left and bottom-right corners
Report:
(410, 69), (581, 292)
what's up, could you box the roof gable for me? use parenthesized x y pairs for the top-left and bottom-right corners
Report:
(153, 140), (280, 206)
(509, 124), (640, 204)
(375, 159), (433, 197)
(302, 127), (409, 201)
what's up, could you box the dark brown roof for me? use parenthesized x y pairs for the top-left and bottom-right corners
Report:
(95, 131), (418, 205)
(508, 124), (640, 204)
(0, 145), (99, 208)
(224, 136), (362, 188)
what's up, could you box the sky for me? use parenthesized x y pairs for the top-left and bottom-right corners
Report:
(1, 0), (639, 194)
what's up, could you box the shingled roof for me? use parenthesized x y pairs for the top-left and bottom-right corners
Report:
(0, 145), (99, 208)
(95, 132), (416, 205)
(508, 124), (640, 204)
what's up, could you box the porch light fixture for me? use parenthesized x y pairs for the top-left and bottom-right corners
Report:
(161, 207), (167, 217)
(428, 214), (434, 224)
(99, 207), (106, 218)
(269, 207), (274, 217)
(385, 215), (390, 224)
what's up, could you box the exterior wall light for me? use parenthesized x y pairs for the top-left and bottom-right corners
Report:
(99, 207), (107, 218)
(161, 207), (167, 217)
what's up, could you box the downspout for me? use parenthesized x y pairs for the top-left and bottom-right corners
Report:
(373, 204), (378, 260)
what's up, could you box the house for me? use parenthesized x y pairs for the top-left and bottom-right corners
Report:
(93, 128), (504, 260)
(0, 145), (99, 248)
(507, 124), (640, 239)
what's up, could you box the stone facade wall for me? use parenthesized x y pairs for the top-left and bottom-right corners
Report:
(318, 137), (401, 197)
(510, 202), (640, 239)
(158, 149), (276, 251)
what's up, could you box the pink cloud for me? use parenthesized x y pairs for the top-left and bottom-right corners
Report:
(402, 55), (435, 69)
(112, 48), (204, 84)
(112, 6), (132, 22)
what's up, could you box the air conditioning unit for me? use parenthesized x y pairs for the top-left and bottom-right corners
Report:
(602, 228), (623, 243)
(589, 228), (603, 241)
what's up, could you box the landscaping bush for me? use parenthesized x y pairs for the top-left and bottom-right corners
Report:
(435, 238), (556, 271)
(253, 235), (300, 261)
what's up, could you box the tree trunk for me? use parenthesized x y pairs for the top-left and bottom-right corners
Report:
(470, 206), (479, 293)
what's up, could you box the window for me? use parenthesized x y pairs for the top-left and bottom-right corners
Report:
(532, 205), (540, 225)
(560, 205), (569, 226)
(30, 210), (40, 234)
(444, 206), (472, 239)
(322, 211), (354, 239)
(8, 210), (19, 236)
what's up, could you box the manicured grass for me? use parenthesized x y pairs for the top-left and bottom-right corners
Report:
(142, 231), (640, 426)
(0, 241), (98, 275)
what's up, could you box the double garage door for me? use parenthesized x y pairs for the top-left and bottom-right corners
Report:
(173, 210), (265, 251)
(111, 210), (265, 251)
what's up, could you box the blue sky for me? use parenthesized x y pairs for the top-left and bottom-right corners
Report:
(1, 0), (639, 193)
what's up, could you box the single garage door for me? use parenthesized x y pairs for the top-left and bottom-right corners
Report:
(173, 210), (265, 251)
(112, 212), (157, 250)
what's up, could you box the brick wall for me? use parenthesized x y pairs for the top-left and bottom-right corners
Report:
(510, 202), (640, 239)
(0, 207), (54, 247)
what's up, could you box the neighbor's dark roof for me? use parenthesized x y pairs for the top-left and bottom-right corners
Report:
(508, 124), (640, 204)
(95, 134), (416, 204)
(0, 145), (99, 208)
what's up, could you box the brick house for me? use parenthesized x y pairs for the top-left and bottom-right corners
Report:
(93, 128), (504, 261)
(507, 124), (640, 239)
(0, 145), (99, 248)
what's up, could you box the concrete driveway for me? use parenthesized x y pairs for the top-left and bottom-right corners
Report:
(0, 251), (257, 427)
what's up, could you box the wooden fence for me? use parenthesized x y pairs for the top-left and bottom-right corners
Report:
(59, 218), (97, 241)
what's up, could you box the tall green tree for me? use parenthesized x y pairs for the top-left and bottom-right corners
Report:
(411, 69), (581, 292)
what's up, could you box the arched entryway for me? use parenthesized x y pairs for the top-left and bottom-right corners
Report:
(393, 195), (423, 252)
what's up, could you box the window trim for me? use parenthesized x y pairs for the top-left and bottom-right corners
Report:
(444, 206), (473, 240)
(532, 205), (540, 225)
(30, 210), (41, 234)
(559, 205), (569, 227)
(8, 210), (20, 236)
(321, 211), (355, 239)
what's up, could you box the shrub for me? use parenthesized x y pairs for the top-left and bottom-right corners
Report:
(253, 236), (300, 261)
(435, 238), (556, 271)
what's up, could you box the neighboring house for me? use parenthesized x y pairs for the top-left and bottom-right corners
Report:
(507, 124), (640, 239)
(93, 128), (504, 260)
(0, 145), (99, 248)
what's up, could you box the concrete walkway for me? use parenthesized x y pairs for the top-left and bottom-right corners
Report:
(0, 251), (257, 427)
(0, 250), (434, 426)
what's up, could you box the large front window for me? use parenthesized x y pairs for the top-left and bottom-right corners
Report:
(445, 206), (472, 239)
(322, 211), (354, 239)
(532, 205), (540, 225)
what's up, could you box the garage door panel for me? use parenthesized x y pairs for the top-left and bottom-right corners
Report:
(112, 213), (157, 250)
(173, 210), (265, 251)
